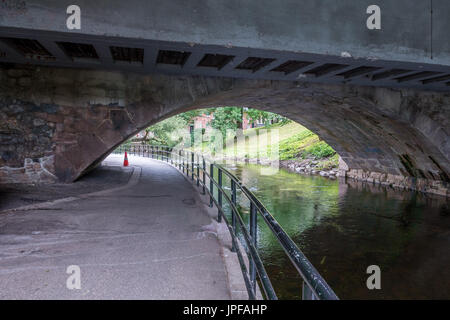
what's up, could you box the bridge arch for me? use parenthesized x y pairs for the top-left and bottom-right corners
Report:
(0, 65), (449, 195)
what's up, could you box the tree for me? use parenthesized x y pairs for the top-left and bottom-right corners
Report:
(144, 109), (208, 147)
(146, 116), (188, 147)
(209, 107), (243, 143)
(246, 108), (288, 126)
(177, 109), (204, 123)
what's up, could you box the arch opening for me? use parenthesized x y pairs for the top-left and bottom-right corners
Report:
(0, 66), (448, 195)
(115, 107), (341, 178)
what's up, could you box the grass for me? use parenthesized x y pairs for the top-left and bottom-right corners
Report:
(193, 121), (338, 169)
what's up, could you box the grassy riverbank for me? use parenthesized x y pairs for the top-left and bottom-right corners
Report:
(197, 121), (339, 172)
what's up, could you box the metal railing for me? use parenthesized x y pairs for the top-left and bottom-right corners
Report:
(114, 144), (339, 300)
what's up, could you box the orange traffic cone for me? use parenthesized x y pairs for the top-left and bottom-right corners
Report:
(123, 151), (129, 167)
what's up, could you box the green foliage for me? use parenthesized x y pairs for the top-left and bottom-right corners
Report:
(144, 109), (208, 147)
(145, 107), (288, 147)
(278, 130), (315, 160)
(209, 107), (243, 142)
(303, 141), (336, 158)
(177, 110), (204, 123)
(315, 153), (339, 170)
(246, 108), (287, 126)
(146, 115), (188, 147)
(142, 107), (336, 168)
(278, 129), (336, 162)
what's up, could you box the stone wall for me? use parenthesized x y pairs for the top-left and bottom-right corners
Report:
(340, 163), (449, 197)
(0, 64), (449, 197)
(0, 94), (58, 183)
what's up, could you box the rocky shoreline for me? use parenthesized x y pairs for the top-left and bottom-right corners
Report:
(215, 154), (339, 179)
(279, 158), (338, 179)
(215, 154), (448, 197)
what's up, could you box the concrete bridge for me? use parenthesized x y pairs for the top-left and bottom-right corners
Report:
(0, 1), (449, 196)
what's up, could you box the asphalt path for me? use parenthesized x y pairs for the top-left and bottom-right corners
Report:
(0, 155), (230, 299)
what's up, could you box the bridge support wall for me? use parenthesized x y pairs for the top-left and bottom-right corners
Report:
(0, 65), (448, 196)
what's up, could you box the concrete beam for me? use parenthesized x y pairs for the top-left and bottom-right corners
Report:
(0, 0), (447, 66)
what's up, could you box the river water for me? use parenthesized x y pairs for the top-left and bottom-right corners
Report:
(220, 162), (450, 299)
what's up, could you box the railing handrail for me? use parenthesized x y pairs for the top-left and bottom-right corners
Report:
(113, 144), (339, 300)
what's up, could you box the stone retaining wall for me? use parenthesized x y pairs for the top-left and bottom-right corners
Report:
(342, 168), (449, 197)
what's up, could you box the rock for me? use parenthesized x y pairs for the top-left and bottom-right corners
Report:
(319, 171), (329, 176)
(33, 118), (45, 126)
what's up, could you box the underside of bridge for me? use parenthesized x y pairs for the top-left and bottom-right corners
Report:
(0, 0), (449, 196)
(0, 64), (449, 196)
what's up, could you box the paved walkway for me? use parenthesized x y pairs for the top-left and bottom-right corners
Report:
(0, 155), (230, 299)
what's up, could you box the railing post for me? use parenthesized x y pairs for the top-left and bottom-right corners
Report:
(179, 150), (182, 170)
(218, 168), (222, 223)
(209, 164), (214, 207)
(231, 179), (237, 252)
(182, 151), (185, 173)
(191, 152), (194, 180)
(196, 154), (200, 187)
(302, 282), (316, 300)
(186, 151), (189, 175)
(249, 202), (257, 293)
(202, 157), (206, 195)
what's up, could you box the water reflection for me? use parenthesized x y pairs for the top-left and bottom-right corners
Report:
(225, 163), (450, 299)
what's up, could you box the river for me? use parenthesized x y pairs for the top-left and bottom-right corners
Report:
(220, 162), (450, 299)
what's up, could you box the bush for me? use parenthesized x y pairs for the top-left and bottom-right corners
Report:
(278, 130), (315, 160)
(303, 141), (336, 158)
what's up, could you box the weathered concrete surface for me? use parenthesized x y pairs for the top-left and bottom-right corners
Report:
(0, 65), (449, 195)
(0, 155), (231, 299)
(0, 163), (133, 211)
(1, 0), (448, 65)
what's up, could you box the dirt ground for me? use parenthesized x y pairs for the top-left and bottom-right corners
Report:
(0, 164), (133, 211)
